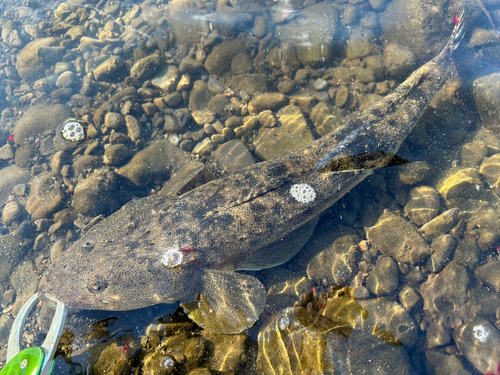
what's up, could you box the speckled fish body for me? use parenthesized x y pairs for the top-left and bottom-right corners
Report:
(39, 15), (464, 332)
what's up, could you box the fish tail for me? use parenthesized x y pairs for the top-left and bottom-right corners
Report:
(445, 10), (466, 54)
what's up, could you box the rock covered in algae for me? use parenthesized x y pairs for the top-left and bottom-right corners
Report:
(258, 286), (416, 374)
(258, 287), (368, 374)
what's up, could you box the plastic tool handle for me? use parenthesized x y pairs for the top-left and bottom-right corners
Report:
(6, 293), (39, 362)
(40, 295), (67, 375)
(6, 293), (68, 375)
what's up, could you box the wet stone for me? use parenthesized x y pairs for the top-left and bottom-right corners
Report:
(436, 168), (483, 207)
(276, 2), (339, 66)
(93, 55), (126, 82)
(335, 85), (350, 108)
(118, 140), (187, 186)
(357, 299), (418, 347)
(383, 43), (416, 78)
(192, 138), (216, 157)
(104, 112), (125, 129)
(15, 37), (64, 81)
(179, 57), (204, 74)
(461, 140), (488, 168)
(0, 143), (14, 160)
(404, 186), (440, 227)
(152, 65), (180, 93)
(310, 102), (344, 136)
(366, 209), (432, 264)
(231, 52), (253, 75)
(425, 351), (473, 375)
(476, 130), (500, 155)
(366, 256), (399, 297)
(426, 234), (457, 273)
(426, 320), (452, 349)
(479, 153), (500, 187)
(159, 162), (205, 197)
(454, 316), (500, 374)
(398, 161), (431, 185)
(306, 226), (361, 286)
(419, 208), (459, 243)
(26, 173), (63, 220)
(327, 329), (413, 374)
(130, 53), (162, 81)
(258, 110), (277, 128)
(104, 144), (132, 167)
(2, 201), (25, 226)
(254, 105), (313, 160)
(248, 93), (287, 115)
(189, 80), (212, 112)
(10, 260), (39, 301)
(205, 40), (244, 75)
(454, 238), (480, 269)
(202, 331), (247, 373)
(15, 143), (36, 168)
(421, 261), (469, 314)
(475, 262), (500, 293)
(346, 34), (371, 59)
(192, 110), (215, 125)
(398, 284), (421, 312)
(73, 155), (103, 176)
(228, 74), (268, 96)
(73, 170), (119, 217)
(164, 92), (183, 108)
(473, 73), (500, 133)
(125, 115), (141, 142)
(14, 104), (72, 145)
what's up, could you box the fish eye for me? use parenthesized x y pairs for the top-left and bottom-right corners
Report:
(160, 249), (183, 268)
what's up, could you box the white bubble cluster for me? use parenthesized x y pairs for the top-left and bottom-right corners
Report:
(61, 119), (86, 142)
(473, 324), (489, 342)
(160, 356), (175, 369)
(290, 183), (316, 204)
(279, 316), (290, 330)
(160, 248), (183, 268)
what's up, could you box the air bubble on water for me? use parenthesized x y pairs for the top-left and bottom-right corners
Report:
(290, 183), (316, 204)
(473, 324), (489, 343)
(160, 248), (183, 268)
(160, 356), (175, 369)
(279, 316), (290, 330)
(61, 119), (86, 142)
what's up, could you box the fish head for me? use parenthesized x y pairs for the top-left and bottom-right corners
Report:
(38, 238), (206, 311)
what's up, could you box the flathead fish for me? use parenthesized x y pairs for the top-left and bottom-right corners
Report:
(39, 12), (465, 334)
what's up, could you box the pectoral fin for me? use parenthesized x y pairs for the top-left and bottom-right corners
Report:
(237, 216), (319, 271)
(181, 269), (265, 334)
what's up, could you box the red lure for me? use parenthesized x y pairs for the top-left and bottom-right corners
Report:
(6, 134), (14, 141)
(453, 12), (459, 25)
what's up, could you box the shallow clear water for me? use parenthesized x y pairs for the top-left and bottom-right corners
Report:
(1, 0), (500, 374)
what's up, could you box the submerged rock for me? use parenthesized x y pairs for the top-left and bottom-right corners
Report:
(15, 37), (64, 80)
(73, 169), (120, 217)
(14, 104), (72, 145)
(366, 209), (432, 264)
(275, 3), (339, 66)
(118, 140), (187, 186)
(254, 105), (313, 160)
(473, 73), (500, 133)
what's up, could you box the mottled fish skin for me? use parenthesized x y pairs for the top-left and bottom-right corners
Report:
(39, 15), (464, 313)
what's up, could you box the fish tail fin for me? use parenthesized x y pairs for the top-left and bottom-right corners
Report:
(449, 10), (466, 52)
